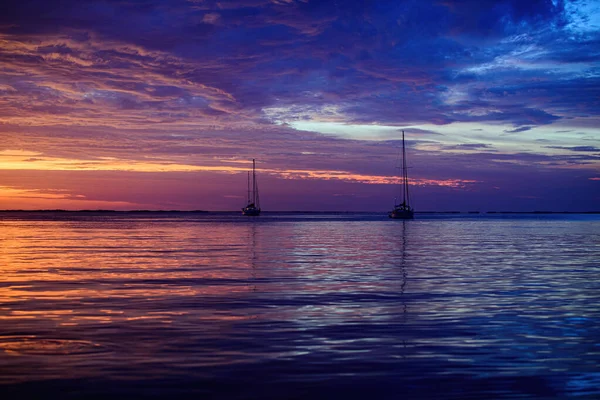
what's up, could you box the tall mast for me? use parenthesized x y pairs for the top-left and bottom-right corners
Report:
(402, 130), (410, 207)
(252, 159), (256, 204)
(247, 171), (251, 204)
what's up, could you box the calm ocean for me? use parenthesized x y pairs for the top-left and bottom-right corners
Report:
(1, 212), (599, 399)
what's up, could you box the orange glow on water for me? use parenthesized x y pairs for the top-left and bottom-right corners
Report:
(0, 220), (263, 332)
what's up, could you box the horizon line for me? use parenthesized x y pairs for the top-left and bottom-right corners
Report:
(1, 210), (599, 214)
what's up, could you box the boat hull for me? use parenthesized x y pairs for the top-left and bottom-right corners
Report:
(389, 209), (414, 219)
(242, 207), (261, 216)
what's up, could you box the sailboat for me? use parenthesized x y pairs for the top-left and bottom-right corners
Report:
(389, 130), (414, 219)
(242, 159), (261, 216)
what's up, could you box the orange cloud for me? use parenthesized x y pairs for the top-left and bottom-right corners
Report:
(0, 185), (138, 210)
(0, 150), (477, 188)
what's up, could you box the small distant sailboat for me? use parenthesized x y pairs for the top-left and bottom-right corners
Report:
(389, 130), (414, 219)
(242, 159), (261, 216)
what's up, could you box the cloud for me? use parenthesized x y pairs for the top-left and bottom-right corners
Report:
(505, 126), (533, 133)
(442, 143), (494, 150)
(400, 128), (444, 136)
(440, 0), (567, 37)
(545, 145), (600, 152)
(0, 184), (140, 210)
(0, 0), (593, 130)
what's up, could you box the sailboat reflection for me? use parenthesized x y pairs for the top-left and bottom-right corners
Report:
(247, 222), (258, 293)
(399, 220), (409, 355)
(399, 220), (408, 320)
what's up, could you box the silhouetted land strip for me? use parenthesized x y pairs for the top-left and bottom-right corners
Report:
(0, 209), (208, 213)
(486, 211), (600, 214)
(417, 211), (462, 214)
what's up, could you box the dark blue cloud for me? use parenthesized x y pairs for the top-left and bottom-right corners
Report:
(440, 0), (567, 37)
(545, 146), (600, 152)
(505, 126), (533, 133)
(0, 0), (598, 148)
(443, 143), (495, 150)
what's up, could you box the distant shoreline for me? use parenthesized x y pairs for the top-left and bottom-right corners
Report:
(0, 210), (599, 214)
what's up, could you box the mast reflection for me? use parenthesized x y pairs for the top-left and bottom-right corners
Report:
(247, 222), (258, 293)
(399, 220), (409, 355)
(400, 220), (408, 320)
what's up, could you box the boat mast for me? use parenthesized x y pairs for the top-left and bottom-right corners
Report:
(402, 130), (410, 207)
(247, 171), (251, 205)
(252, 159), (256, 205)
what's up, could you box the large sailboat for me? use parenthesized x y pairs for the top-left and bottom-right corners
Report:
(389, 130), (414, 219)
(242, 159), (261, 216)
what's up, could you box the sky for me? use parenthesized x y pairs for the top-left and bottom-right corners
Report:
(0, 0), (599, 211)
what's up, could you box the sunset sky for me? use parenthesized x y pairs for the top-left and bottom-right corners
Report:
(1, 0), (599, 211)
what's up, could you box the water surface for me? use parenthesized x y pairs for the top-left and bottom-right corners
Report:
(1, 212), (599, 399)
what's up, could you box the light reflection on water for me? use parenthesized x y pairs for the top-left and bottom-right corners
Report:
(0, 212), (599, 398)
